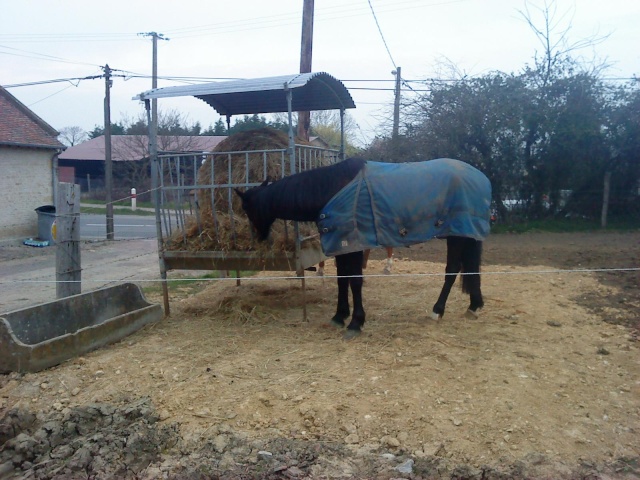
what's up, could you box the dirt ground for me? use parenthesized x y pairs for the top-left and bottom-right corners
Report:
(1, 231), (639, 479)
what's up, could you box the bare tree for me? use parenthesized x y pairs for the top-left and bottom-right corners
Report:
(519, 0), (610, 84)
(58, 126), (87, 146)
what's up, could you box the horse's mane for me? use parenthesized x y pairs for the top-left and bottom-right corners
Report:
(262, 157), (366, 222)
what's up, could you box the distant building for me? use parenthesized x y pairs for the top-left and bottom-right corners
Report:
(58, 133), (332, 198)
(0, 85), (65, 243)
(58, 135), (226, 195)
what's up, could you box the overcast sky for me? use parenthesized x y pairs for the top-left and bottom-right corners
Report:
(2, 0), (638, 145)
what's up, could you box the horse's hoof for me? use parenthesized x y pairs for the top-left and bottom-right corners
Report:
(330, 317), (346, 328)
(430, 311), (442, 321)
(383, 266), (391, 275)
(343, 329), (362, 340)
(465, 309), (480, 319)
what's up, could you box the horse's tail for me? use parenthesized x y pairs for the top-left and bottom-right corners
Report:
(461, 239), (483, 294)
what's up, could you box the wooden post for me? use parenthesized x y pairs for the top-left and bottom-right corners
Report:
(297, 0), (314, 141)
(56, 182), (81, 298)
(104, 64), (115, 240)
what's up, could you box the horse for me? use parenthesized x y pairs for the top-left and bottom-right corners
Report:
(235, 157), (491, 339)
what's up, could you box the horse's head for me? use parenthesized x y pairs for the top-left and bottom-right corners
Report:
(234, 179), (275, 241)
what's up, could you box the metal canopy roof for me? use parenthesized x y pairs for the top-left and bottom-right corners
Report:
(134, 72), (356, 117)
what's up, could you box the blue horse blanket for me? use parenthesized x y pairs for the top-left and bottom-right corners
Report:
(316, 158), (492, 256)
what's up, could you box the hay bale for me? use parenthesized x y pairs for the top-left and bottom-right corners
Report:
(197, 127), (311, 215)
(165, 128), (320, 254)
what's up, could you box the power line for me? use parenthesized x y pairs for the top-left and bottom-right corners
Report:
(0, 44), (101, 67)
(5, 72), (636, 94)
(367, 0), (397, 70)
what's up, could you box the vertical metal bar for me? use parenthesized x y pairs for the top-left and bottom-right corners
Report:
(286, 85), (304, 312)
(340, 108), (346, 161)
(175, 156), (187, 245)
(228, 152), (237, 247)
(210, 153), (220, 240)
(263, 151), (267, 181)
(145, 99), (170, 316)
(160, 157), (171, 239)
(286, 87), (296, 175)
(193, 155), (203, 244)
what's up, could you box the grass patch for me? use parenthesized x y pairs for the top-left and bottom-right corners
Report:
(491, 216), (639, 234)
(80, 206), (155, 216)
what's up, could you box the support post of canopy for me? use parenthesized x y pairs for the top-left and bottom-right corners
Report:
(340, 108), (346, 161)
(285, 83), (308, 321)
(146, 99), (170, 316)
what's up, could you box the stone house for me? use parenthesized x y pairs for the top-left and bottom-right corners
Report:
(0, 86), (65, 243)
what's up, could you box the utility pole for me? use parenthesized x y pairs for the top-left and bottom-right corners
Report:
(391, 67), (401, 161)
(103, 64), (114, 240)
(139, 32), (169, 137)
(139, 32), (169, 207)
(297, 0), (314, 141)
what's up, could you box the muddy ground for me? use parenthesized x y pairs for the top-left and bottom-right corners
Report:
(1, 231), (639, 479)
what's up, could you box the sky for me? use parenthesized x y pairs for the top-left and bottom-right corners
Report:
(1, 0), (638, 146)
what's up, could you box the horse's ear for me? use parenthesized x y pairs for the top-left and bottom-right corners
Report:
(234, 188), (245, 199)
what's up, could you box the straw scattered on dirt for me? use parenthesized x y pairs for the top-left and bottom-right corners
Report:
(1, 231), (639, 479)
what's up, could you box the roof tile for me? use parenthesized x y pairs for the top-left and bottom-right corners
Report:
(0, 86), (65, 149)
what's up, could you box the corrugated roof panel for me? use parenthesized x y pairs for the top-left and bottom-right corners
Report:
(134, 72), (355, 116)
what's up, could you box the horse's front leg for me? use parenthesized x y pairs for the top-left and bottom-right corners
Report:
(338, 251), (365, 339)
(331, 273), (350, 327)
(432, 266), (458, 320)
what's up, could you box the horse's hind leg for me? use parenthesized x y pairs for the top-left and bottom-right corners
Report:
(431, 237), (463, 320)
(461, 239), (484, 318)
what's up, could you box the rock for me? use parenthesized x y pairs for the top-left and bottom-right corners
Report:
(0, 462), (14, 476)
(345, 433), (359, 444)
(342, 423), (357, 434)
(395, 458), (414, 474)
(212, 434), (231, 453)
(69, 446), (92, 471)
(287, 466), (305, 477)
(383, 436), (400, 448)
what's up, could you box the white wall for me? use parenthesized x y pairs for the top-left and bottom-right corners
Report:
(0, 147), (54, 242)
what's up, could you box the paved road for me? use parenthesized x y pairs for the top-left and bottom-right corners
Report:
(0, 238), (162, 314)
(81, 213), (157, 240)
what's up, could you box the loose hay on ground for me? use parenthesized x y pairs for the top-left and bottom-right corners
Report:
(1, 232), (639, 478)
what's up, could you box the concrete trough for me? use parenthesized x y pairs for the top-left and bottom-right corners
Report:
(0, 283), (162, 373)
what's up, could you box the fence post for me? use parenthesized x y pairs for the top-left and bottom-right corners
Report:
(56, 182), (81, 298)
(131, 187), (137, 211)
